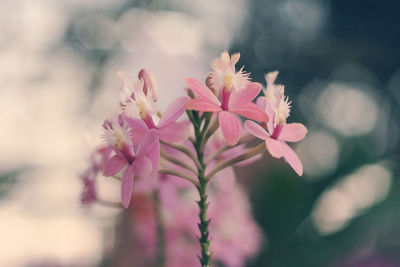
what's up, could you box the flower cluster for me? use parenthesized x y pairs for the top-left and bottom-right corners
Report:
(80, 51), (307, 266)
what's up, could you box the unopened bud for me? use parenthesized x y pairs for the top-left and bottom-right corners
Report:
(138, 69), (158, 101)
(186, 88), (196, 99)
(205, 74), (217, 96)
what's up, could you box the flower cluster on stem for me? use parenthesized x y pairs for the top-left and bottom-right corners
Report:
(80, 51), (307, 267)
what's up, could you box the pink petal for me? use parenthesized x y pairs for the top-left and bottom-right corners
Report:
(280, 123), (308, 142)
(264, 104), (276, 134)
(281, 141), (303, 176)
(185, 98), (222, 112)
(145, 139), (160, 176)
(219, 111), (241, 146)
(121, 165), (134, 208)
(214, 167), (236, 192)
(159, 121), (190, 143)
(131, 155), (153, 176)
(256, 96), (267, 110)
(138, 69), (158, 101)
(158, 96), (188, 128)
(103, 154), (127, 176)
(186, 77), (221, 105)
(244, 120), (268, 140)
(265, 138), (284, 158)
(137, 130), (158, 156)
(230, 102), (269, 122)
(125, 117), (149, 145)
(230, 82), (262, 107)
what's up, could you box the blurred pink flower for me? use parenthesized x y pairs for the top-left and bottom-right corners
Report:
(80, 146), (109, 205)
(102, 117), (159, 208)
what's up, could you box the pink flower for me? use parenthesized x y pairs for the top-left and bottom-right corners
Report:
(80, 146), (109, 205)
(209, 51), (249, 93)
(124, 96), (190, 177)
(102, 117), (159, 208)
(185, 78), (268, 145)
(209, 185), (262, 267)
(81, 175), (97, 204)
(244, 72), (307, 176)
(138, 69), (158, 101)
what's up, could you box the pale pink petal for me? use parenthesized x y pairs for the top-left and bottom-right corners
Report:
(230, 102), (269, 122)
(103, 154), (127, 176)
(186, 77), (221, 105)
(280, 123), (308, 142)
(244, 120), (268, 140)
(137, 130), (158, 156)
(158, 96), (188, 127)
(264, 104), (276, 134)
(138, 69), (158, 101)
(159, 121), (190, 143)
(132, 155), (153, 176)
(219, 111), (241, 146)
(230, 82), (262, 107)
(256, 96), (267, 110)
(265, 138), (284, 158)
(125, 117), (149, 145)
(145, 138), (159, 176)
(215, 167), (236, 192)
(281, 141), (303, 176)
(121, 165), (134, 208)
(265, 70), (279, 84)
(185, 98), (222, 112)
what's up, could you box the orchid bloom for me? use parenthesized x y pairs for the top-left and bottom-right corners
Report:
(102, 116), (158, 208)
(185, 78), (268, 146)
(126, 96), (189, 143)
(80, 146), (109, 205)
(81, 173), (97, 205)
(118, 71), (159, 129)
(209, 51), (250, 93)
(244, 72), (307, 176)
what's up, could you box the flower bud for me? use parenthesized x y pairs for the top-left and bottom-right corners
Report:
(138, 69), (158, 101)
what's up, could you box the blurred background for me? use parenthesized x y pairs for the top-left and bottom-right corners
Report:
(1, 0), (399, 266)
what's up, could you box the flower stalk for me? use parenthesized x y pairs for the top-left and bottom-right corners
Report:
(191, 110), (212, 267)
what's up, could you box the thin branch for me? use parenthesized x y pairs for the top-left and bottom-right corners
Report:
(199, 118), (219, 153)
(160, 140), (202, 170)
(205, 143), (265, 180)
(205, 134), (254, 164)
(160, 149), (198, 176)
(158, 168), (200, 187)
(111, 175), (122, 181)
(97, 199), (124, 209)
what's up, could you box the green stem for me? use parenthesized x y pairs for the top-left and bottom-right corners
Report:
(197, 167), (211, 267)
(192, 114), (212, 267)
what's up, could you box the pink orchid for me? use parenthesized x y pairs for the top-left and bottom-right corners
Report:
(102, 117), (159, 208)
(185, 77), (268, 145)
(124, 96), (190, 176)
(209, 51), (250, 93)
(81, 175), (97, 204)
(80, 146), (109, 205)
(244, 72), (307, 175)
